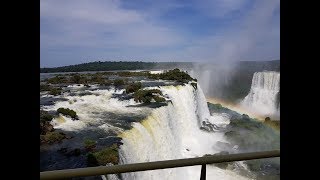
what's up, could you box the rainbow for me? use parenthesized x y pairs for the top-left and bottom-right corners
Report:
(207, 97), (268, 121)
(207, 97), (280, 131)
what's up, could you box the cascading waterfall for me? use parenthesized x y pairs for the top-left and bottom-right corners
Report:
(241, 71), (280, 119)
(119, 84), (249, 180)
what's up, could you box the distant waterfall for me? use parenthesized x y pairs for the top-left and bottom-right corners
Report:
(119, 84), (249, 180)
(241, 71), (280, 119)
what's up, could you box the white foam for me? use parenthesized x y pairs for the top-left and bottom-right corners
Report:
(43, 88), (150, 132)
(209, 113), (230, 128)
(119, 84), (249, 180)
(241, 71), (280, 118)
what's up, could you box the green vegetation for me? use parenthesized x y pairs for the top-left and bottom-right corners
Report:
(40, 84), (51, 91)
(149, 68), (196, 83)
(153, 95), (166, 102)
(40, 61), (194, 73)
(83, 139), (97, 150)
(125, 82), (142, 94)
(42, 68), (198, 93)
(49, 87), (62, 96)
(57, 108), (78, 119)
(90, 73), (105, 84)
(134, 89), (165, 103)
(113, 79), (125, 87)
(88, 144), (119, 165)
(117, 71), (150, 77)
(40, 110), (55, 137)
(70, 74), (82, 84)
(69, 74), (90, 84)
(40, 131), (65, 144)
(40, 110), (54, 122)
(41, 83), (63, 95)
(103, 80), (113, 86)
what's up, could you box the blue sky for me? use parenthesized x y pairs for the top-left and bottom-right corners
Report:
(40, 0), (280, 67)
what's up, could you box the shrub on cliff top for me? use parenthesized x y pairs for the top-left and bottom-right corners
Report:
(133, 89), (164, 103)
(153, 95), (166, 102)
(148, 68), (196, 83)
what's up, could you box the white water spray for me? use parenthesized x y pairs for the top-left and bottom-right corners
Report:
(241, 71), (280, 119)
(43, 88), (152, 133)
(119, 84), (249, 180)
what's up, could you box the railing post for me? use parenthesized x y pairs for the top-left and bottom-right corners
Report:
(200, 164), (206, 180)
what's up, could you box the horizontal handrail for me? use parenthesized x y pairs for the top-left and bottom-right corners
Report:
(40, 150), (280, 180)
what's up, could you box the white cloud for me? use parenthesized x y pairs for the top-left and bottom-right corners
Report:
(41, 0), (143, 25)
(194, 0), (249, 18)
(153, 0), (280, 63)
(40, 0), (183, 49)
(41, 0), (280, 66)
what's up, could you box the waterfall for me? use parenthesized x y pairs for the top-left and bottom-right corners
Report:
(119, 84), (249, 180)
(241, 71), (280, 119)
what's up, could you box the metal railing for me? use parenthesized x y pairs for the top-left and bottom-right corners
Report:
(40, 150), (280, 180)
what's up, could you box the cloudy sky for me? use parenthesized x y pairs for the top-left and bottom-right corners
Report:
(40, 0), (280, 67)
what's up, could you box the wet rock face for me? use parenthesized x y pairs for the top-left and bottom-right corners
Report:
(40, 121), (54, 135)
(40, 132), (67, 145)
(200, 121), (219, 132)
(58, 147), (82, 157)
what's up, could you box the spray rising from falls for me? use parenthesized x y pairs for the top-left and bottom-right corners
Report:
(119, 84), (249, 180)
(188, 64), (234, 98)
(241, 71), (280, 119)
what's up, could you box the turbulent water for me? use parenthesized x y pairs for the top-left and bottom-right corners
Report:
(241, 71), (280, 119)
(41, 71), (279, 179)
(118, 85), (250, 180)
